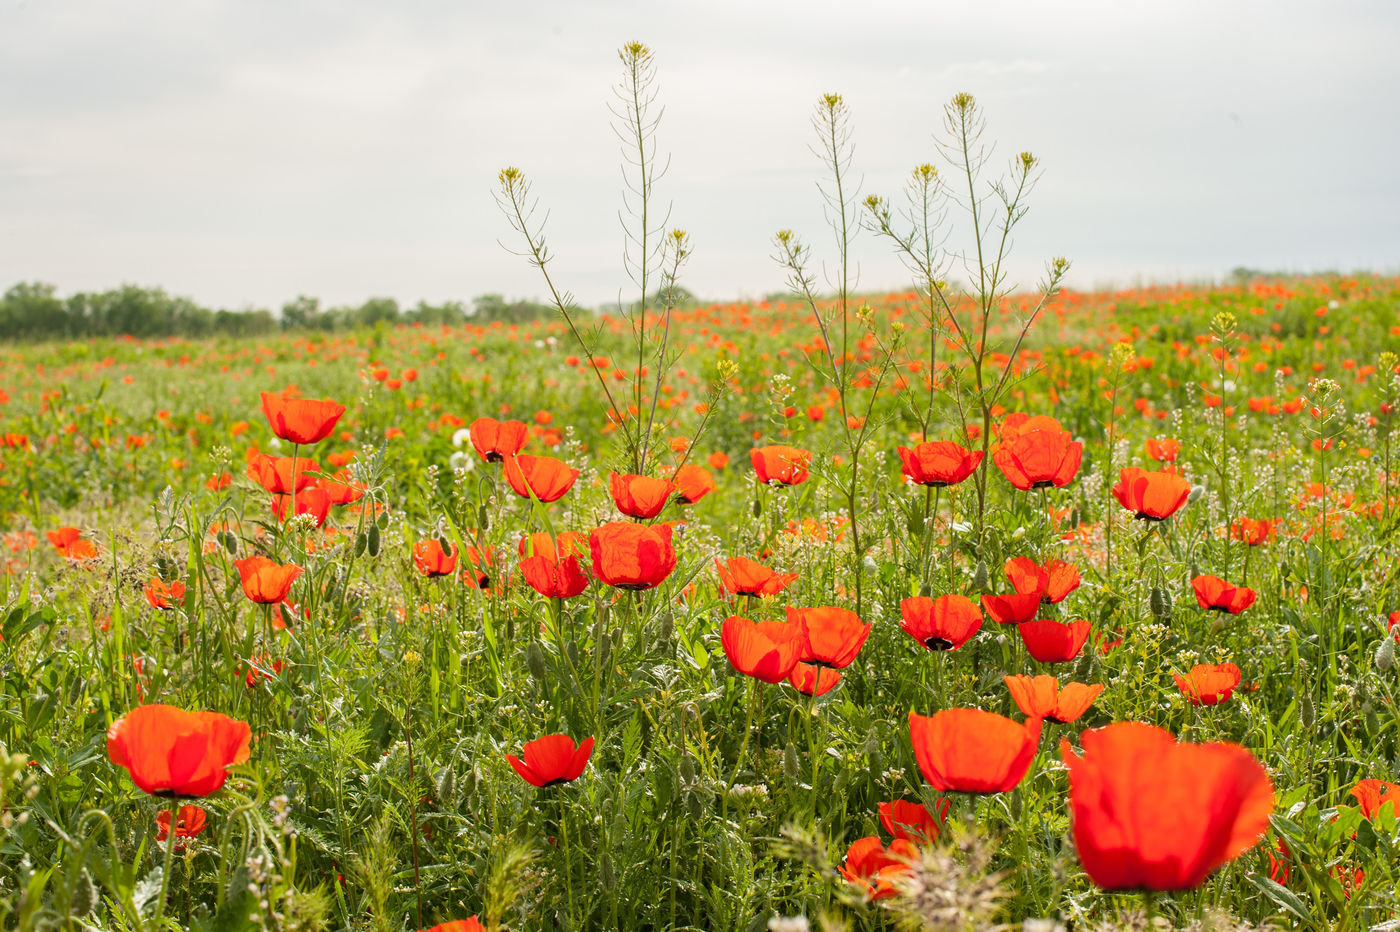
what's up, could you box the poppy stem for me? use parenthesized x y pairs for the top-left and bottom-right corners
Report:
(724, 678), (759, 810)
(153, 799), (180, 928)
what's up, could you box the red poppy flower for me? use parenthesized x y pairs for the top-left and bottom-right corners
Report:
(1145, 437), (1180, 462)
(1173, 663), (1242, 705)
(1003, 556), (1080, 604)
(609, 472), (675, 519)
(469, 417), (529, 462)
(879, 799), (950, 844)
(1003, 675), (1103, 723)
(271, 486), (332, 527)
(518, 531), (586, 561)
(247, 454), (320, 494)
(505, 734), (594, 787)
(1350, 779), (1400, 819)
(900, 595), (983, 651)
(1061, 722), (1275, 890)
(670, 464), (716, 505)
(720, 616), (804, 683)
(991, 414), (1082, 490)
(233, 556), (303, 604)
(156, 803), (209, 841)
(908, 708), (1041, 794)
(503, 454), (580, 503)
(1191, 575), (1257, 613)
(788, 662), (842, 697)
(319, 470), (366, 505)
(519, 551), (589, 598)
(107, 704), (252, 797)
(750, 445), (812, 486)
(839, 836), (918, 901)
(715, 556), (798, 598)
(260, 392), (345, 445)
(145, 577), (186, 611)
(1113, 467), (1191, 520)
(1018, 618), (1091, 663)
(980, 590), (1042, 625)
(896, 441), (984, 487)
(460, 546), (493, 590)
(421, 919), (485, 932)
(47, 526), (96, 560)
(589, 521), (676, 591)
(1230, 518), (1277, 546)
(413, 540), (458, 577)
(788, 606), (871, 669)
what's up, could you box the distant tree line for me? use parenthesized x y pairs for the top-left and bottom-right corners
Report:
(0, 283), (566, 342)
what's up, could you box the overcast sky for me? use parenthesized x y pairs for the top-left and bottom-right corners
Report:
(2, 0), (1397, 311)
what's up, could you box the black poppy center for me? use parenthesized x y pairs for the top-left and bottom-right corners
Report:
(924, 637), (955, 651)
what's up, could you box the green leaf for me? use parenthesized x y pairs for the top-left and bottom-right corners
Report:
(1244, 872), (1313, 922)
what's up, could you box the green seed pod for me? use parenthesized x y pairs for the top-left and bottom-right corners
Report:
(1366, 706), (1380, 734)
(686, 791), (703, 821)
(566, 639), (580, 668)
(221, 530), (238, 555)
(972, 560), (989, 591)
(752, 497), (762, 518)
(366, 522), (380, 557)
(463, 766), (479, 797)
(437, 534), (453, 555)
(1149, 586), (1172, 619)
(1376, 635), (1395, 673)
(658, 610), (674, 642)
(611, 809), (627, 840)
(678, 755), (696, 786)
(354, 531), (367, 558)
(477, 505), (489, 531)
(1299, 692), (1316, 729)
(783, 742), (801, 784)
(865, 731), (883, 775)
(597, 631), (612, 670)
(1069, 507), (1081, 530)
(527, 641), (547, 680)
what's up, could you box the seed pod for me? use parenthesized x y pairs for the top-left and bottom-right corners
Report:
(354, 531), (367, 558)
(1069, 507), (1081, 530)
(865, 731), (883, 775)
(1149, 586), (1172, 619)
(366, 523), (380, 557)
(527, 641), (547, 680)
(477, 504), (489, 531)
(1187, 484), (1204, 504)
(463, 766), (479, 797)
(437, 534), (453, 555)
(221, 530), (238, 555)
(1299, 692), (1316, 729)
(658, 610), (674, 642)
(1366, 706), (1380, 734)
(597, 631), (612, 670)
(686, 791), (703, 821)
(678, 755), (696, 786)
(1376, 635), (1395, 673)
(611, 809), (627, 840)
(972, 560), (989, 591)
(566, 639), (579, 667)
(783, 742), (801, 784)
(752, 497), (762, 518)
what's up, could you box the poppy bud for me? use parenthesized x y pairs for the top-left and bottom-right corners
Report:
(600, 852), (616, 892)
(527, 641), (547, 680)
(1187, 484), (1205, 503)
(1366, 707), (1380, 734)
(597, 631), (612, 670)
(477, 505), (490, 531)
(918, 582), (931, 597)
(463, 766), (479, 797)
(1074, 649), (1095, 681)
(783, 742), (801, 784)
(752, 497), (762, 518)
(679, 755), (696, 785)
(658, 609), (674, 642)
(354, 531), (367, 557)
(1149, 586), (1172, 619)
(435, 766), (454, 802)
(1376, 635), (1395, 672)
(1299, 693), (1315, 728)
(566, 640), (579, 667)
(865, 731), (883, 775)
(221, 530), (238, 554)
(367, 523), (380, 557)
(72, 869), (96, 917)
(972, 560), (989, 590)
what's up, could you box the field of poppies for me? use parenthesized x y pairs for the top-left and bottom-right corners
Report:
(3, 52), (1400, 932)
